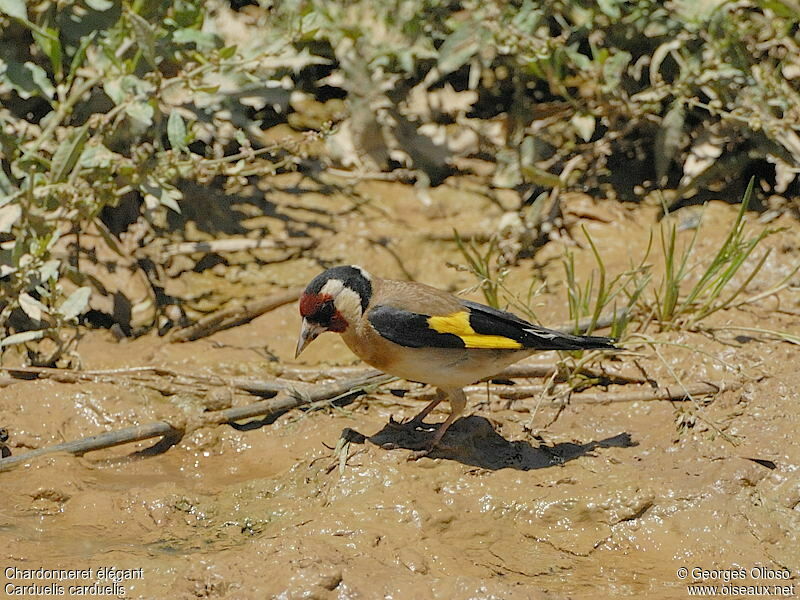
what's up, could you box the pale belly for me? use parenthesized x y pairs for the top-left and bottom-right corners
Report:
(342, 330), (532, 388)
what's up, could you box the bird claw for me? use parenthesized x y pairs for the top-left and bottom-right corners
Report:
(387, 415), (429, 431)
(406, 448), (433, 461)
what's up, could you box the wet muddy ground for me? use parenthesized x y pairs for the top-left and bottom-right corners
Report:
(1, 180), (799, 599)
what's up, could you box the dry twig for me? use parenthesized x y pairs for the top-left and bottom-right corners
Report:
(498, 380), (739, 410)
(163, 237), (314, 256)
(169, 287), (303, 342)
(0, 364), (292, 396)
(0, 371), (392, 472)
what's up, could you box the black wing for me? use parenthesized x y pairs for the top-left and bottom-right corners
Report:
(459, 300), (616, 351)
(368, 301), (616, 351)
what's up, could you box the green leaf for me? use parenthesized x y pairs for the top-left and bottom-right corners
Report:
(167, 111), (188, 152)
(125, 101), (154, 128)
(603, 51), (631, 90)
(38, 259), (60, 282)
(79, 144), (119, 169)
(172, 0), (202, 26)
(18, 292), (47, 321)
(0, 1), (54, 39)
(0, 329), (45, 347)
(127, 10), (157, 67)
(0, 203), (21, 233)
(104, 75), (154, 105)
(218, 45), (237, 60)
(520, 165), (562, 188)
(67, 33), (95, 88)
(597, 0), (621, 19)
(493, 148), (522, 189)
(571, 113), (596, 142)
(86, 0), (113, 10)
(50, 122), (90, 183)
(93, 219), (126, 258)
(140, 179), (160, 210)
(33, 26), (62, 79)
(0, 164), (16, 201)
(512, 0), (542, 31)
(193, 85), (220, 94)
(4, 61), (54, 99)
(655, 101), (685, 181)
(159, 187), (182, 214)
(437, 25), (480, 77)
(172, 28), (219, 51)
(60, 286), (91, 320)
(0, 0), (26, 20)
(27, 62), (55, 99)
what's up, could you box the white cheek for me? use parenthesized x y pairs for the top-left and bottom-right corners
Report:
(333, 288), (363, 321)
(320, 279), (344, 296)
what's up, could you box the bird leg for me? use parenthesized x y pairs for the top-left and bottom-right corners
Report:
(400, 388), (447, 430)
(427, 388), (466, 449)
(405, 388), (467, 460)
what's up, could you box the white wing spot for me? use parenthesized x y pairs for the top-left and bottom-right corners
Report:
(525, 327), (557, 339)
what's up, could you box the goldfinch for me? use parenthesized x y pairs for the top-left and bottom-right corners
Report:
(295, 265), (616, 452)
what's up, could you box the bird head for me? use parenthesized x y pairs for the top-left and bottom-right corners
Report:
(295, 265), (373, 358)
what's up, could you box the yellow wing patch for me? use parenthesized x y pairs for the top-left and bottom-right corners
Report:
(427, 311), (522, 349)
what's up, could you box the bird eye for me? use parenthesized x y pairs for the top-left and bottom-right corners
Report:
(314, 300), (335, 324)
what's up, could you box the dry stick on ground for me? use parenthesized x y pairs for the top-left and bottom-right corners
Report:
(278, 362), (644, 385)
(0, 376), (737, 473)
(482, 380), (740, 404)
(0, 371), (393, 473)
(162, 237), (315, 257)
(169, 287), (303, 342)
(0, 365), (291, 396)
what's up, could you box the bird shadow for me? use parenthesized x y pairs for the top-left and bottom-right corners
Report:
(348, 416), (636, 470)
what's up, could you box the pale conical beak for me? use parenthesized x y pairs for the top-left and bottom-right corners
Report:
(295, 318), (326, 358)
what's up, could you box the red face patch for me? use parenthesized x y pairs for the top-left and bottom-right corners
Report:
(299, 293), (349, 332)
(299, 293), (328, 318)
(328, 311), (348, 332)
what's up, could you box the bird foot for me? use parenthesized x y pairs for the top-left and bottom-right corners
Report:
(406, 447), (435, 461)
(388, 415), (436, 431)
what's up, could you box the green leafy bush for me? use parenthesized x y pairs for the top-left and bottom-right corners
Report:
(0, 0), (317, 363)
(2, 0), (797, 364)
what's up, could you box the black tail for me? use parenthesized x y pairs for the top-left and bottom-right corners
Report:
(522, 326), (617, 351)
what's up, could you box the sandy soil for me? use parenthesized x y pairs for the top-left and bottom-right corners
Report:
(1, 180), (799, 599)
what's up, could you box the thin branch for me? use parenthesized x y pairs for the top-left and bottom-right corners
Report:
(0, 371), (392, 472)
(169, 288), (303, 342)
(162, 237), (315, 257)
(0, 364), (292, 396)
(500, 380), (739, 409)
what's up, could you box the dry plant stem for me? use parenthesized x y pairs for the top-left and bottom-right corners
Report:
(169, 287), (303, 342)
(279, 362), (642, 386)
(276, 364), (562, 381)
(422, 230), (493, 242)
(163, 237), (315, 256)
(502, 381), (739, 410)
(0, 365), (292, 396)
(326, 167), (417, 182)
(0, 372), (393, 472)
